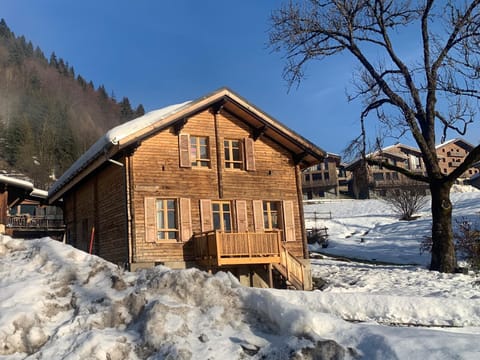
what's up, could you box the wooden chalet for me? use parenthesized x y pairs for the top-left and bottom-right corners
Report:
(436, 138), (480, 183)
(346, 144), (428, 199)
(48, 88), (326, 290)
(0, 175), (64, 239)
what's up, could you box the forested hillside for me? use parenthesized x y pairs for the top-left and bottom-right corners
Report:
(0, 19), (144, 189)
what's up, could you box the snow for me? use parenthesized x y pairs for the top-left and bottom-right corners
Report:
(2, 190), (480, 359)
(0, 175), (47, 199)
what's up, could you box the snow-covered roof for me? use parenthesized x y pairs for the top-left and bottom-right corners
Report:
(49, 88), (326, 202)
(435, 138), (475, 151)
(0, 175), (34, 191)
(48, 101), (191, 199)
(0, 175), (48, 200)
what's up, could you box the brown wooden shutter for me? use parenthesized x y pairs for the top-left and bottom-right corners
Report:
(179, 133), (191, 168)
(179, 198), (192, 241)
(144, 197), (157, 243)
(244, 137), (256, 171)
(282, 200), (296, 242)
(200, 199), (213, 232)
(235, 200), (248, 232)
(252, 200), (264, 232)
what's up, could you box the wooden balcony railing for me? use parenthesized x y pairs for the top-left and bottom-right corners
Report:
(276, 245), (307, 290)
(193, 230), (282, 267)
(7, 216), (65, 230)
(193, 230), (311, 290)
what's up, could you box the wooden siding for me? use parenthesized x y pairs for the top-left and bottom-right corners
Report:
(64, 162), (128, 265)
(130, 108), (305, 264)
(96, 164), (128, 264)
(0, 191), (7, 227)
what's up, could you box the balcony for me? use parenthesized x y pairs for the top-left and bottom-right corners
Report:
(447, 151), (464, 158)
(193, 230), (309, 290)
(193, 230), (282, 267)
(6, 215), (65, 238)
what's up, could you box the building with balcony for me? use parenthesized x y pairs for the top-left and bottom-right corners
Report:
(302, 153), (349, 199)
(48, 88), (326, 290)
(436, 139), (479, 183)
(346, 143), (429, 199)
(0, 175), (64, 238)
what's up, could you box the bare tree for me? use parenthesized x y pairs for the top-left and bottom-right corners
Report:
(383, 181), (428, 221)
(270, 0), (480, 272)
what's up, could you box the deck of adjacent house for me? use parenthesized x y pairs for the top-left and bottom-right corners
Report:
(6, 215), (65, 239)
(193, 230), (310, 290)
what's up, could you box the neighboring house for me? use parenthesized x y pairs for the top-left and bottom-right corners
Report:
(302, 153), (347, 199)
(436, 138), (480, 183)
(48, 88), (326, 290)
(337, 163), (351, 196)
(346, 143), (428, 199)
(0, 175), (64, 238)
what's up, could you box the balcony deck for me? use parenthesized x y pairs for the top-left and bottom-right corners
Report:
(193, 230), (282, 267)
(6, 215), (65, 239)
(193, 230), (310, 290)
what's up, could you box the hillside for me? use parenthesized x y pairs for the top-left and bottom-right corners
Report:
(0, 19), (144, 189)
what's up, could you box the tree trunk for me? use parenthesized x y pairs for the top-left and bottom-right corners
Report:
(429, 181), (456, 272)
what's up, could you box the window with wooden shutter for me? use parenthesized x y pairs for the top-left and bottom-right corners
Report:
(155, 199), (178, 240)
(179, 133), (191, 168)
(190, 136), (210, 167)
(282, 200), (296, 242)
(235, 200), (248, 232)
(252, 200), (264, 232)
(179, 198), (192, 241)
(212, 201), (232, 232)
(224, 139), (243, 169)
(263, 201), (281, 230)
(144, 197), (157, 243)
(200, 199), (213, 232)
(244, 137), (255, 171)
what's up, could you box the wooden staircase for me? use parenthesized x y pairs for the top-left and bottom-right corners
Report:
(272, 244), (312, 290)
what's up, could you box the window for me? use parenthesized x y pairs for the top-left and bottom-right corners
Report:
(224, 139), (243, 169)
(212, 201), (232, 232)
(190, 136), (210, 167)
(305, 174), (311, 181)
(263, 201), (281, 230)
(373, 172), (384, 181)
(312, 173), (322, 181)
(156, 199), (178, 240)
(392, 172), (399, 180)
(324, 172), (330, 181)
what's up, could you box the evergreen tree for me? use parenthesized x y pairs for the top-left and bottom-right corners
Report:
(0, 19), (12, 39)
(77, 75), (87, 89)
(49, 52), (58, 68)
(34, 46), (46, 62)
(119, 97), (133, 120)
(97, 84), (108, 100)
(134, 104), (145, 118)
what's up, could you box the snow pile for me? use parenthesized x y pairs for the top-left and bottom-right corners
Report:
(2, 191), (480, 359)
(0, 236), (348, 359)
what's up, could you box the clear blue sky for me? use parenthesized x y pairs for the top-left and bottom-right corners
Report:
(2, 0), (478, 156)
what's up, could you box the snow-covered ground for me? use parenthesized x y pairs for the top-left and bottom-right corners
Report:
(1, 189), (480, 359)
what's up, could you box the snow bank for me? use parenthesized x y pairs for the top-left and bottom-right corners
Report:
(1, 229), (480, 359)
(0, 236), (347, 359)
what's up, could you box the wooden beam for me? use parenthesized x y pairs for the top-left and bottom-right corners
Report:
(210, 99), (226, 115)
(293, 152), (307, 165)
(252, 125), (267, 141)
(172, 118), (188, 135)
